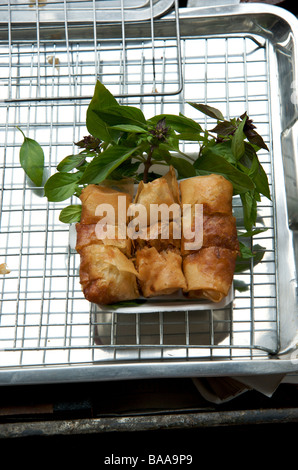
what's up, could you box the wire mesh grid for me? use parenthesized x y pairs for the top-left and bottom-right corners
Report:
(1, 0), (182, 100)
(0, 2), (278, 372)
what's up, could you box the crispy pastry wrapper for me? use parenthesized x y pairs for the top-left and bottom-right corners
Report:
(0, 263), (10, 275)
(79, 184), (132, 225)
(181, 212), (239, 255)
(180, 174), (233, 215)
(133, 166), (180, 224)
(135, 246), (187, 298)
(183, 246), (238, 302)
(79, 245), (140, 304)
(76, 172), (237, 306)
(133, 220), (181, 252)
(75, 223), (132, 256)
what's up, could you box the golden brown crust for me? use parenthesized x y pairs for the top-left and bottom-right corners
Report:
(75, 223), (132, 256)
(79, 245), (139, 304)
(82, 275), (139, 305)
(180, 174), (233, 215)
(162, 166), (181, 205)
(181, 212), (239, 254)
(183, 246), (238, 302)
(202, 213), (239, 250)
(135, 246), (187, 297)
(76, 171), (238, 305)
(80, 184), (132, 225)
(0, 263), (10, 275)
(133, 220), (181, 252)
(179, 174), (238, 302)
(133, 166), (180, 224)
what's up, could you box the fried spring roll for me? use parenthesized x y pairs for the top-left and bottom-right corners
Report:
(180, 174), (238, 302)
(133, 167), (186, 297)
(133, 220), (181, 252)
(77, 184), (138, 305)
(183, 247), (238, 302)
(180, 174), (233, 214)
(76, 223), (132, 256)
(133, 166), (180, 225)
(181, 212), (239, 255)
(79, 245), (140, 304)
(80, 183), (132, 225)
(135, 246), (187, 297)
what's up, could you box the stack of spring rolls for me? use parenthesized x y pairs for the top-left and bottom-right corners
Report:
(180, 174), (240, 302)
(75, 167), (239, 305)
(75, 183), (140, 304)
(133, 166), (187, 298)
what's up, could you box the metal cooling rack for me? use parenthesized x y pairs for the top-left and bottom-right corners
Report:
(0, 2), (288, 382)
(0, 0), (182, 100)
(1, 0), (177, 24)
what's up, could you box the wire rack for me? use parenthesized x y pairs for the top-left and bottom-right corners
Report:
(0, 1), (279, 377)
(1, 0), (182, 100)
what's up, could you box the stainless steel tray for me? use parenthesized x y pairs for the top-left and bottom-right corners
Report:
(1, 1), (298, 385)
(0, 0), (176, 23)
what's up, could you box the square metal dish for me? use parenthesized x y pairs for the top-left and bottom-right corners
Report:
(0, 0), (176, 23)
(1, 1), (298, 384)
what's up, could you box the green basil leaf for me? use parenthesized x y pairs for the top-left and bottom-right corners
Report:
(169, 156), (196, 178)
(44, 172), (81, 202)
(254, 165), (271, 200)
(79, 145), (139, 184)
(194, 153), (255, 194)
(108, 299), (147, 309)
(110, 124), (148, 134)
(86, 81), (119, 142)
(109, 160), (141, 179)
(231, 115), (247, 160)
(238, 227), (268, 237)
(94, 105), (147, 129)
(178, 112), (203, 132)
(235, 244), (266, 273)
(165, 134), (180, 152)
(148, 113), (203, 134)
(239, 143), (271, 200)
(91, 80), (119, 108)
(187, 102), (225, 121)
(59, 204), (82, 223)
(202, 140), (235, 164)
(238, 241), (254, 259)
(57, 154), (88, 172)
(86, 111), (113, 143)
(151, 140), (178, 157)
(176, 132), (204, 142)
(238, 143), (260, 180)
(240, 190), (258, 231)
(18, 128), (44, 187)
(152, 146), (172, 163)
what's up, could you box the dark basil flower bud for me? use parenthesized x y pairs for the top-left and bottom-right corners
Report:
(75, 135), (101, 151)
(149, 118), (170, 143)
(241, 112), (256, 135)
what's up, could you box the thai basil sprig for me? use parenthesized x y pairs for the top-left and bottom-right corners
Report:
(18, 80), (270, 236)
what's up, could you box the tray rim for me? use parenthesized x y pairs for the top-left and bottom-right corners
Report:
(1, 357), (298, 386)
(1, 2), (298, 384)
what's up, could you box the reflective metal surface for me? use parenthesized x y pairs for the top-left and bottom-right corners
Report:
(0, 2), (298, 384)
(0, 0), (176, 23)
